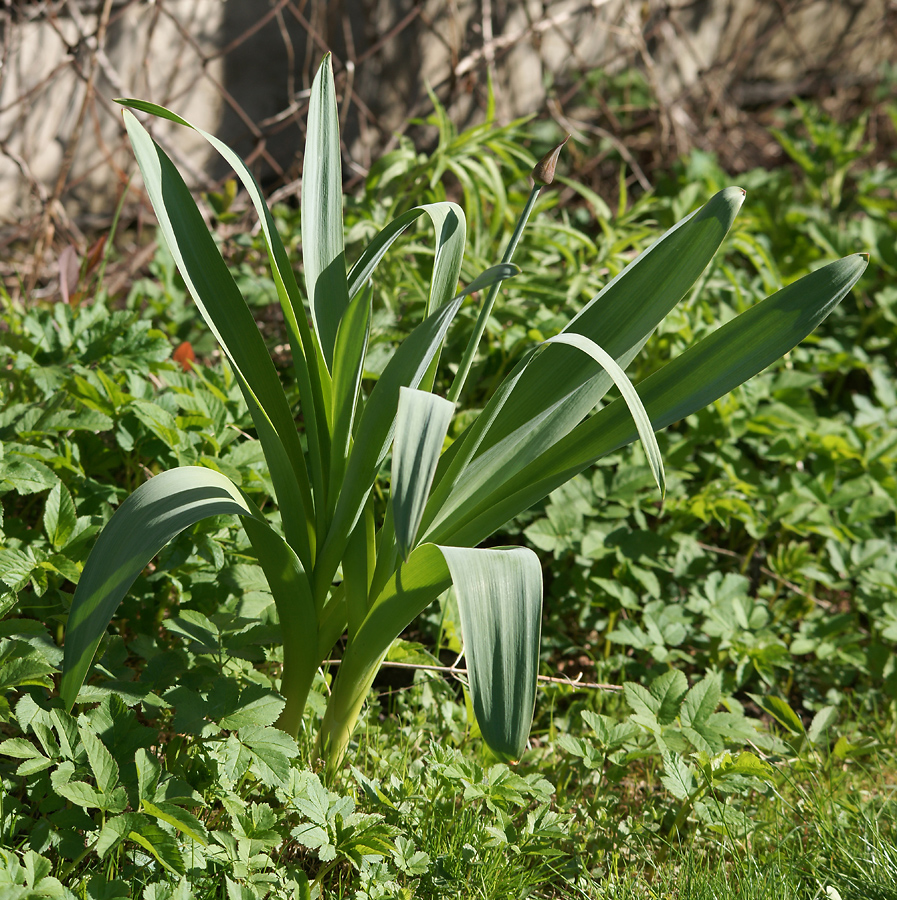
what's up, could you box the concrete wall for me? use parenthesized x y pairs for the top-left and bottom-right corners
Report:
(1, 0), (892, 226)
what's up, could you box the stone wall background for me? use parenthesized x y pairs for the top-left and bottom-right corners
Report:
(1, 0), (894, 266)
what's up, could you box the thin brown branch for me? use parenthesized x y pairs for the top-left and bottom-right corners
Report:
(320, 659), (622, 692)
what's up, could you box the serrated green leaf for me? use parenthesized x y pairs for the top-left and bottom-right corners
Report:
(0, 549), (37, 593)
(0, 737), (44, 759)
(660, 751), (697, 800)
(43, 482), (77, 550)
(750, 693), (805, 735)
(217, 734), (252, 786)
(728, 751), (775, 780)
(649, 670), (689, 726)
(623, 682), (660, 724)
(52, 777), (102, 809)
(239, 724), (298, 787)
(164, 610), (219, 653)
(217, 683), (285, 730)
(128, 818), (186, 875)
(135, 747), (162, 802)
(682, 674), (722, 729)
(142, 799), (209, 845)
(17, 757), (55, 776)
(22, 849), (52, 888)
(78, 724), (119, 795)
(807, 705), (838, 744)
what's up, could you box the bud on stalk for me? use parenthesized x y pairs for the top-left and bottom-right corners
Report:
(532, 134), (570, 186)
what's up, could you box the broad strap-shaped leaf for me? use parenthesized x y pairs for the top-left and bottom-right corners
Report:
(117, 98), (330, 511)
(391, 388), (455, 559)
(543, 333), (664, 496)
(318, 542), (541, 770)
(122, 112), (313, 568)
(303, 53), (351, 370)
(328, 283), (373, 521)
(425, 188), (744, 535)
(423, 332), (665, 540)
(440, 545), (542, 762)
(315, 265), (520, 596)
(313, 296), (463, 600)
(60, 468), (316, 720)
(347, 203), (466, 314)
(431, 253), (868, 547)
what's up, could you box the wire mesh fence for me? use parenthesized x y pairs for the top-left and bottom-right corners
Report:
(1, 0), (893, 296)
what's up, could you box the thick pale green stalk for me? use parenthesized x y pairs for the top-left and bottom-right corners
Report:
(448, 183), (541, 403)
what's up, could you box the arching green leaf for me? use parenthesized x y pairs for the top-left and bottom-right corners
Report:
(392, 388), (455, 559)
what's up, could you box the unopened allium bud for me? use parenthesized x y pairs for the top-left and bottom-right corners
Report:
(532, 134), (570, 186)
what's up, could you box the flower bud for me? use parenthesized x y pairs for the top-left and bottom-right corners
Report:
(532, 134), (569, 186)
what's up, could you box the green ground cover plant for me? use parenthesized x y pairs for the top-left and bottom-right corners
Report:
(0, 59), (895, 898)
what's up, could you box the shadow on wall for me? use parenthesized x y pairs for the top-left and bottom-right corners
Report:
(0, 0), (893, 236)
(217, 0), (432, 189)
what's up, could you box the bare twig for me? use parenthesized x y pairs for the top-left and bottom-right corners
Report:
(695, 541), (831, 609)
(319, 658), (622, 693)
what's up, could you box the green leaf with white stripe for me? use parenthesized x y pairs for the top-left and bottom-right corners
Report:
(391, 388), (455, 560)
(78, 723), (119, 795)
(320, 542), (541, 768)
(303, 53), (351, 369)
(428, 253), (868, 548)
(441, 545), (542, 762)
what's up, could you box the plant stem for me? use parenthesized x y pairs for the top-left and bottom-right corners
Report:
(448, 183), (542, 404)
